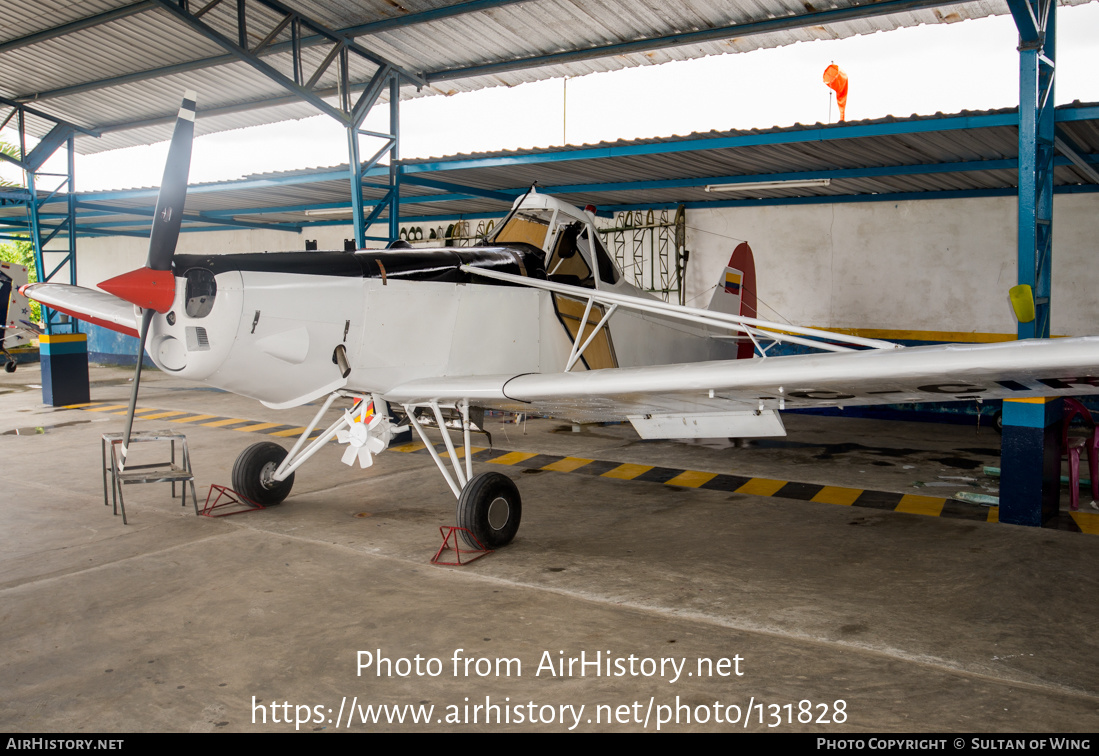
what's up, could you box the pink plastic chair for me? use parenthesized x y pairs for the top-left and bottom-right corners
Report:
(1062, 397), (1099, 511)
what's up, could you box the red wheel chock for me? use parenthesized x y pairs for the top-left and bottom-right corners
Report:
(200, 484), (265, 517)
(432, 526), (493, 565)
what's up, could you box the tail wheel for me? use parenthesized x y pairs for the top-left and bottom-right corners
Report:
(456, 472), (521, 549)
(232, 441), (294, 506)
(4, 361), (15, 373)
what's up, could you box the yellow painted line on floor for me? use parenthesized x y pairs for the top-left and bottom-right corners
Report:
(391, 441), (426, 453)
(442, 446), (487, 459)
(896, 494), (946, 517)
(270, 426), (307, 437)
(736, 478), (787, 497)
(543, 456), (594, 473)
(1070, 510), (1099, 534)
(202, 417), (249, 427)
(811, 486), (863, 506)
(138, 410), (188, 420)
(987, 507), (999, 523)
(111, 407), (157, 415)
(235, 422), (282, 433)
(83, 404), (128, 412)
(602, 463), (653, 480)
(171, 414), (218, 423)
(64, 402), (101, 409)
(488, 451), (539, 466)
(664, 470), (717, 488)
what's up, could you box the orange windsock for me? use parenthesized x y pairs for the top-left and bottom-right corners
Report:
(823, 64), (848, 121)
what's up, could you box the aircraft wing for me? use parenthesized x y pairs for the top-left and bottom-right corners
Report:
(21, 283), (139, 338)
(383, 336), (1099, 437)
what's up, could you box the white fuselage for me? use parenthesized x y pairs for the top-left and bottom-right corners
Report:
(146, 265), (737, 409)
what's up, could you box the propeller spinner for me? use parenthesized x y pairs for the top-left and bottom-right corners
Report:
(112, 91), (197, 470)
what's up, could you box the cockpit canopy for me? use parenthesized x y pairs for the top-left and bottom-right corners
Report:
(487, 191), (619, 289)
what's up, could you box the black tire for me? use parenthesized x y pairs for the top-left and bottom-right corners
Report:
(232, 441), (294, 506)
(456, 472), (521, 549)
(4, 361), (15, 373)
(991, 409), (1003, 434)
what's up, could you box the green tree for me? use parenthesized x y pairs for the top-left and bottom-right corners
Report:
(0, 138), (20, 188)
(0, 140), (40, 322)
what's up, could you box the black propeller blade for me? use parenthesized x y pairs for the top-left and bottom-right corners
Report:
(118, 91), (196, 470)
(147, 91), (196, 272)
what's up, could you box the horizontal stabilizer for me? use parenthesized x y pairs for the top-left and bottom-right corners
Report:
(22, 283), (139, 338)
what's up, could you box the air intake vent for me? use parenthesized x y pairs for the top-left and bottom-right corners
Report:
(186, 326), (210, 351)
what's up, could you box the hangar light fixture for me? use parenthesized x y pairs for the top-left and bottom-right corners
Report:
(704, 178), (832, 192)
(304, 207), (354, 217)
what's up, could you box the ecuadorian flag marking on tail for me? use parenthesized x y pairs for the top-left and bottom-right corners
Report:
(724, 268), (742, 295)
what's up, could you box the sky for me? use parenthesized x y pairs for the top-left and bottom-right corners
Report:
(2, 2), (1098, 191)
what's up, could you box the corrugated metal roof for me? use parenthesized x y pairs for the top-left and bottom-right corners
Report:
(2, 102), (1094, 236)
(1, 0), (1091, 154)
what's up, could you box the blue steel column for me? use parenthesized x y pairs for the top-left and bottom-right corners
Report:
(66, 134), (78, 299)
(388, 74), (400, 243)
(1015, 0), (1055, 340)
(1000, 0), (1060, 527)
(17, 109), (48, 334)
(348, 126), (365, 249)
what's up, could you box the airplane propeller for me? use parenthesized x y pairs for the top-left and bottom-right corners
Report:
(102, 91), (197, 470)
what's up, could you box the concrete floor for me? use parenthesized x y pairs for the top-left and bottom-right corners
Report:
(2, 363), (1098, 733)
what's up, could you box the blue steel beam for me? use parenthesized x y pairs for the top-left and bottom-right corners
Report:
(423, 0), (965, 83)
(192, 153), (1097, 219)
(402, 112), (1027, 174)
(400, 175), (518, 202)
(1054, 132), (1099, 184)
(75, 201), (303, 232)
(0, 96), (99, 137)
(15, 1), (523, 104)
(151, 0), (350, 125)
(0, 1), (156, 55)
(292, 185), (1099, 229)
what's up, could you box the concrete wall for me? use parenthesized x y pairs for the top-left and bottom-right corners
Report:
(685, 193), (1099, 338)
(66, 192), (1099, 363)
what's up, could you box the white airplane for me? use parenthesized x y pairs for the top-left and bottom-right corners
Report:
(23, 93), (1099, 547)
(1, 259), (39, 373)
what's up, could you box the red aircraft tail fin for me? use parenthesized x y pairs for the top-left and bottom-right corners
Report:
(707, 241), (757, 359)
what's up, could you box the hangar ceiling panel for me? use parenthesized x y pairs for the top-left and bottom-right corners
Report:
(1, 0), (1092, 154)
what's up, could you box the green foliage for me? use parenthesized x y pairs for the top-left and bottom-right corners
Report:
(0, 238), (41, 323)
(0, 139), (20, 188)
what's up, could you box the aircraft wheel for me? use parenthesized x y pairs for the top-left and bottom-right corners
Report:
(456, 472), (521, 549)
(4, 361), (15, 373)
(232, 441), (294, 506)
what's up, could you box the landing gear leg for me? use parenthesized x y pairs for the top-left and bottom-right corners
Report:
(404, 400), (522, 547)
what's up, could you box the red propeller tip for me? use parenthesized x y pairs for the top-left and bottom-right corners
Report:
(100, 267), (176, 313)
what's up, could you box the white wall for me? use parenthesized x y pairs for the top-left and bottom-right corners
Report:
(685, 193), (1099, 338)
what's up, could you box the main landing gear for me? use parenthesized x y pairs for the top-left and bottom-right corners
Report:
(456, 471), (522, 549)
(232, 441), (294, 505)
(402, 399), (522, 549)
(227, 392), (523, 547)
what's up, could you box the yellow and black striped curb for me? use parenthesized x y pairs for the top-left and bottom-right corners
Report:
(68, 401), (325, 439)
(65, 402), (1099, 535)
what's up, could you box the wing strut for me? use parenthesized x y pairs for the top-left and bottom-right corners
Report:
(461, 265), (901, 356)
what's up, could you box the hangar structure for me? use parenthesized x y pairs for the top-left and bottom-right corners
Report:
(0, 0), (1095, 343)
(1, 0), (1098, 530)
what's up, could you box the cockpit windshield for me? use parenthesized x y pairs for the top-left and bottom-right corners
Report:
(490, 209), (553, 249)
